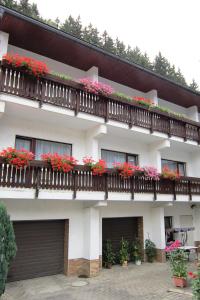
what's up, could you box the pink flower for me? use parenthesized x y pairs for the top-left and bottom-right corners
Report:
(143, 166), (160, 180)
(79, 78), (113, 95)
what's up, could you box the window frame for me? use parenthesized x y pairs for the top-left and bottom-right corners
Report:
(15, 135), (72, 159)
(161, 158), (186, 176)
(101, 149), (138, 168)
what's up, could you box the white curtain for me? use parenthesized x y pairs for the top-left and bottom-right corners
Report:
(15, 138), (31, 151)
(101, 150), (125, 168)
(35, 140), (71, 160)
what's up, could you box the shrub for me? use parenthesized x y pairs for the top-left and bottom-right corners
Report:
(41, 153), (77, 173)
(0, 147), (34, 168)
(131, 238), (142, 262)
(145, 239), (157, 262)
(2, 53), (48, 77)
(0, 203), (17, 296)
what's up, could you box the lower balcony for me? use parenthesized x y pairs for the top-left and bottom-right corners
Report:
(0, 159), (200, 202)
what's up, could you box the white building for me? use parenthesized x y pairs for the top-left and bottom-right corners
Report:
(0, 6), (200, 281)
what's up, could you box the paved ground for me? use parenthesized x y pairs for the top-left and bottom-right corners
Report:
(3, 263), (193, 300)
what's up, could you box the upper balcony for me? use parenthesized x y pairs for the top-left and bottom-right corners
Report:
(1, 158), (200, 202)
(1, 64), (200, 144)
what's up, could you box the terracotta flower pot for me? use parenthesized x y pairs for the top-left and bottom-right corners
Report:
(172, 276), (187, 288)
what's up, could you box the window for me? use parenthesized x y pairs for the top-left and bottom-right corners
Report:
(161, 159), (186, 176)
(101, 149), (138, 168)
(15, 136), (72, 160)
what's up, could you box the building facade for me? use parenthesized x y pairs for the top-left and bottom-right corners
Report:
(0, 6), (200, 282)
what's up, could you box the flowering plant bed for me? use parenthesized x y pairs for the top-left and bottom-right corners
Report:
(79, 78), (113, 96)
(143, 166), (160, 180)
(114, 162), (144, 179)
(161, 166), (180, 180)
(133, 96), (154, 107)
(0, 147), (34, 168)
(2, 53), (49, 77)
(83, 157), (107, 175)
(41, 153), (77, 173)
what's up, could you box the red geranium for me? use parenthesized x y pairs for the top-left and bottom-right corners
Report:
(42, 153), (77, 173)
(114, 162), (143, 179)
(83, 156), (95, 167)
(133, 96), (154, 106)
(0, 147), (34, 168)
(161, 166), (180, 180)
(188, 272), (198, 279)
(3, 53), (49, 77)
(91, 159), (107, 176)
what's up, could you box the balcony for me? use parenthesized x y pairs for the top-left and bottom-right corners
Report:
(0, 65), (200, 143)
(1, 159), (200, 201)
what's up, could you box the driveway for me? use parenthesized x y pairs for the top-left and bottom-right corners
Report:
(3, 263), (192, 300)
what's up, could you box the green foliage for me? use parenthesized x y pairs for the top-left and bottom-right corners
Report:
(0, 203), (17, 296)
(145, 239), (156, 263)
(112, 92), (132, 102)
(130, 238), (142, 262)
(60, 15), (82, 39)
(190, 79), (199, 91)
(50, 71), (72, 81)
(168, 249), (187, 278)
(101, 31), (116, 54)
(191, 265), (200, 300)
(119, 237), (129, 264)
(82, 23), (102, 47)
(102, 240), (115, 267)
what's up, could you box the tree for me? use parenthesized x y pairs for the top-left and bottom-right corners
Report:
(82, 23), (102, 46)
(0, 0), (17, 8)
(101, 31), (116, 53)
(0, 203), (17, 296)
(189, 79), (199, 91)
(153, 52), (171, 77)
(61, 15), (82, 39)
(173, 68), (187, 86)
(115, 38), (126, 58)
(18, 0), (40, 19)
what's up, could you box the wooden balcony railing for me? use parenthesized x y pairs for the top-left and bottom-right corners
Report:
(0, 159), (200, 200)
(0, 65), (200, 143)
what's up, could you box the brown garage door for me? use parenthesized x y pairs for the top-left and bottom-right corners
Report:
(8, 220), (67, 282)
(102, 217), (139, 252)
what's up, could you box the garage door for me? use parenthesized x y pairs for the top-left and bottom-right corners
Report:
(102, 217), (139, 252)
(8, 220), (66, 282)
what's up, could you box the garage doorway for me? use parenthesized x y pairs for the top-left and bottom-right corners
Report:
(8, 220), (68, 282)
(102, 217), (142, 253)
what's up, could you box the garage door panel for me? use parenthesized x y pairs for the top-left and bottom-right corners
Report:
(8, 220), (67, 282)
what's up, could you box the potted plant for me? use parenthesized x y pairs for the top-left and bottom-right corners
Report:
(145, 239), (156, 263)
(102, 239), (115, 269)
(161, 166), (180, 180)
(188, 263), (200, 299)
(131, 239), (142, 265)
(41, 153), (77, 173)
(165, 240), (187, 288)
(119, 237), (129, 267)
(2, 53), (49, 78)
(79, 78), (113, 96)
(83, 157), (107, 176)
(0, 147), (34, 169)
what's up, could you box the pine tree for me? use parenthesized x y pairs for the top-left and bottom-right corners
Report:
(61, 15), (82, 39)
(115, 38), (126, 58)
(0, 203), (17, 296)
(101, 31), (115, 53)
(153, 52), (171, 77)
(189, 79), (199, 91)
(82, 23), (102, 47)
(174, 68), (187, 86)
(0, 0), (17, 9)
(18, 0), (40, 19)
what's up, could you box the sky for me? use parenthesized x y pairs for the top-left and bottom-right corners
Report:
(29, 0), (200, 85)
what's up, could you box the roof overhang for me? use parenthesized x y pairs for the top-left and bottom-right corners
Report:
(1, 5), (200, 110)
